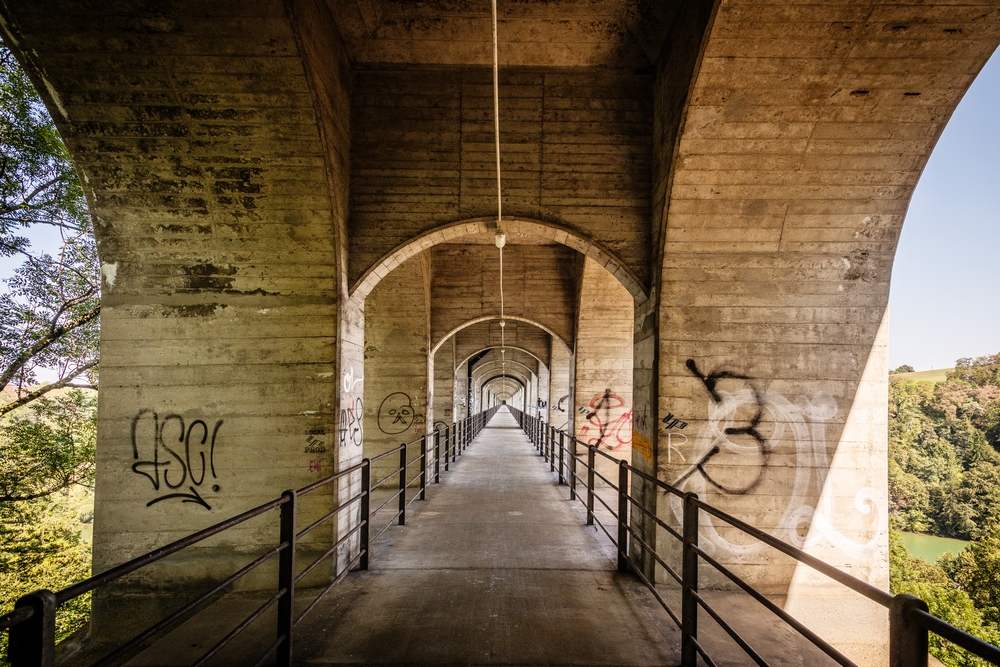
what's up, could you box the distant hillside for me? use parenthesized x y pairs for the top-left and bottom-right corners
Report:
(894, 368), (954, 383)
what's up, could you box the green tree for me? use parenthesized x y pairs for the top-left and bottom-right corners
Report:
(941, 525), (1000, 626)
(0, 41), (99, 419)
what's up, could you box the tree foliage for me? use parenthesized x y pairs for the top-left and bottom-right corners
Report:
(889, 354), (1000, 539)
(0, 41), (100, 419)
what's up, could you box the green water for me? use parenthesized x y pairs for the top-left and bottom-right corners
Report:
(901, 531), (970, 563)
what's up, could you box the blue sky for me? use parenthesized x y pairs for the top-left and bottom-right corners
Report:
(3, 51), (998, 374)
(888, 50), (1000, 371)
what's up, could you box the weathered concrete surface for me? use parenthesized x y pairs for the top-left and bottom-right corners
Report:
(363, 253), (431, 482)
(574, 258), (634, 456)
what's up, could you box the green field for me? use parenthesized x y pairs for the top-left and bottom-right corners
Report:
(893, 368), (953, 383)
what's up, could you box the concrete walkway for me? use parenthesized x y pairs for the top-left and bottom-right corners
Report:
(293, 407), (678, 666)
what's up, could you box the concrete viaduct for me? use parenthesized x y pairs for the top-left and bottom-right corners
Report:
(2, 0), (998, 662)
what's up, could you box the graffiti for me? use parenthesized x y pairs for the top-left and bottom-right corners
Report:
(537, 399), (547, 409)
(342, 367), (363, 393)
(554, 395), (569, 412)
(578, 389), (632, 450)
(339, 366), (364, 447)
(433, 420), (448, 434)
(130, 409), (222, 511)
(339, 397), (363, 447)
(668, 359), (884, 560)
(377, 392), (418, 434)
(304, 428), (327, 453)
(661, 412), (688, 430)
(309, 460), (322, 473)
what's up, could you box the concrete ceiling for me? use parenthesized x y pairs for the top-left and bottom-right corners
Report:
(327, 0), (679, 67)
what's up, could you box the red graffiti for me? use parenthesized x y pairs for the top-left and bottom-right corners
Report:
(309, 460), (322, 473)
(578, 390), (633, 450)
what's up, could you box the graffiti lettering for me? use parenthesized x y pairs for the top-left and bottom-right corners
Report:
(578, 389), (632, 450)
(669, 359), (884, 559)
(339, 397), (364, 447)
(661, 412), (688, 430)
(131, 409), (222, 511)
(305, 428), (327, 453)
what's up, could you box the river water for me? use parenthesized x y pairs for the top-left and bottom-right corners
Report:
(900, 531), (970, 563)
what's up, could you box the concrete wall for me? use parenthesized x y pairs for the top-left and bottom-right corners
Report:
(349, 67), (653, 291)
(363, 253), (430, 483)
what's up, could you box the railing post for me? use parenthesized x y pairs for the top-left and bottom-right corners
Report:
(360, 460), (371, 570)
(398, 443), (407, 526)
(444, 425), (450, 471)
(434, 430), (441, 483)
(542, 423), (548, 462)
(558, 431), (565, 485)
(549, 427), (556, 473)
(8, 590), (57, 667)
(890, 595), (929, 667)
(451, 424), (457, 462)
(586, 445), (596, 526)
(681, 492), (699, 667)
(569, 438), (577, 501)
(277, 489), (297, 667)
(617, 460), (629, 573)
(420, 435), (427, 500)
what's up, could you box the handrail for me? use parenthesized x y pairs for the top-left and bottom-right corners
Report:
(507, 405), (1000, 667)
(2, 406), (500, 667)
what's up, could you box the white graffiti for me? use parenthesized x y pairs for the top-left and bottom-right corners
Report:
(342, 367), (364, 393)
(670, 386), (884, 560)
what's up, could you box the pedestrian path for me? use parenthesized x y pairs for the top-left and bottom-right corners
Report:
(293, 407), (678, 666)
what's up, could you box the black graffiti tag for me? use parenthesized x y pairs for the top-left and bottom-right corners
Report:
(131, 409), (222, 510)
(377, 392), (416, 434)
(339, 397), (364, 447)
(675, 359), (770, 495)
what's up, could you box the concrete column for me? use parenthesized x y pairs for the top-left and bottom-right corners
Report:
(573, 258), (634, 457)
(548, 340), (572, 431)
(454, 359), (469, 420)
(537, 363), (550, 422)
(363, 253), (431, 483)
(432, 344), (456, 436)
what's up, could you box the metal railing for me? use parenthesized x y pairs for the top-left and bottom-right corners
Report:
(0, 406), (499, 667)
(508, 406), (1000, 667)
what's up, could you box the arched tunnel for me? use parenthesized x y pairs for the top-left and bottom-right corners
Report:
(2, 0), (999, 664)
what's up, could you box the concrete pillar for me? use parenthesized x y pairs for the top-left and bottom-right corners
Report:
(548, 340), (572, 431)
(573, 258), (634, 456)
(363, 253), (430, 483)
(454, 359), (469, 421)
(432, 343), (456, 436)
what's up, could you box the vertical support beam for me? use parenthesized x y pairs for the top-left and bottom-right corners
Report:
(550, 426), (556, 473)
(890, 595), (929, 667)
(681, 492), (699, 667)
(398, 443), (407, 526)
(617, 460), (629, 573)
(359, 460), (370, 570)
(277, 490), (297, 667)
(9, 590), (57, 667)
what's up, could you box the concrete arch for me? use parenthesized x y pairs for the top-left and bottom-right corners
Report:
(459, 346), (545, 373)
(481, 374), (526, 402)
(432, 315), (570, 356)
(351, 216), (648, 304)
(471, 360), (535, 385)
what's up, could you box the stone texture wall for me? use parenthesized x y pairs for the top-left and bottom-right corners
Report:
(548, 340), (572, 431)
